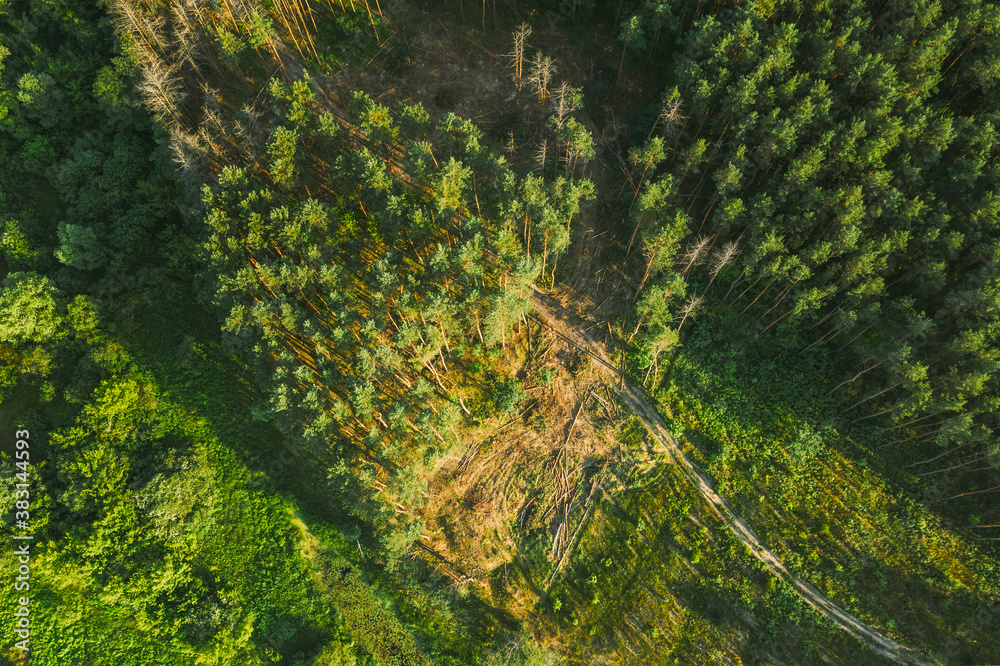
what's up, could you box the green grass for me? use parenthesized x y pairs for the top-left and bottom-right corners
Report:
(0, 280), (372, 664)
(537, 418), (892, 664)
(649, 342), (1000, 664)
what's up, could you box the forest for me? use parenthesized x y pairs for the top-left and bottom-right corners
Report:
(0, 0), (998, 664)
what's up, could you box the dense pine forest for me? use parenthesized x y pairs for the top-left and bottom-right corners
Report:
(1, 0), (998, 664)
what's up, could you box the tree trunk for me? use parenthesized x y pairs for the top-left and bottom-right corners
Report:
(839, 384), (899, 414)
(825, 358), (887, 396)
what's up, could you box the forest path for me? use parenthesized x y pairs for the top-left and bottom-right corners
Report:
(527, 287), (937, 666)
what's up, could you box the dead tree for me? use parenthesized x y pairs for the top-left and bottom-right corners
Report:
(506, 22), (532, 120)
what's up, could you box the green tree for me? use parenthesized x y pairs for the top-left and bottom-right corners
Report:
(268, 126), (300, 188)
(55, 222), (105, 270)
(0, 272), (66, 347)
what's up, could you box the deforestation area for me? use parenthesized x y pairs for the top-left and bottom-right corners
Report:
(0, 0), (998, 664)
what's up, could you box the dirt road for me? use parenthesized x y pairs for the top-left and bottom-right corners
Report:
(528, 288), (937, 666)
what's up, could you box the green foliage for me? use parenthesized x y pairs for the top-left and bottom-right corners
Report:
(201, 92), (571, 568)
(8, 0), (1000, 663)
(433, 157), (472, 214)
(1, 218), (41, 270)
(0, 2), (570, 665)
(788, 422), (828, 463)
(0, 272), (66, 346)
(653, 344), (1000, 662)
(247, 11), (274, 50)
(489, 377), (524, 416)
(16, 71), (64, 129)
(399, 102), (430, 136)
(0, 286), (372, 664)
(216, 27), (248, 67)
(93, 65), (128, 108)
(624, 0), (1000, 491)
(268, 126), (300, 187)
(55, 222), (105, 270)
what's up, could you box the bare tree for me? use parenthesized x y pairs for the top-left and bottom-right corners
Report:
(170, 1), (201, 71)
(198, 107), (228, 159)
(551, 81), (576, 129)
(234, 102), (265, 154)
(676, 295), (703, 332)
(506, 22), (532, 118)
(138, 59), (185, 125)
(111, 0), (169, 64)
(169, 126), (210, 195)
(200, 80), (221, 113)
(504, 131), (516, 154)
(169, 126), (198, 171)
(649, 90), (685, 140)
(679, 236), (711, 275)
(534, 139), (549, 173)
(527, 52), (556, 110)
(702, 241), (740, 295)
(637, 245), (657, 293)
